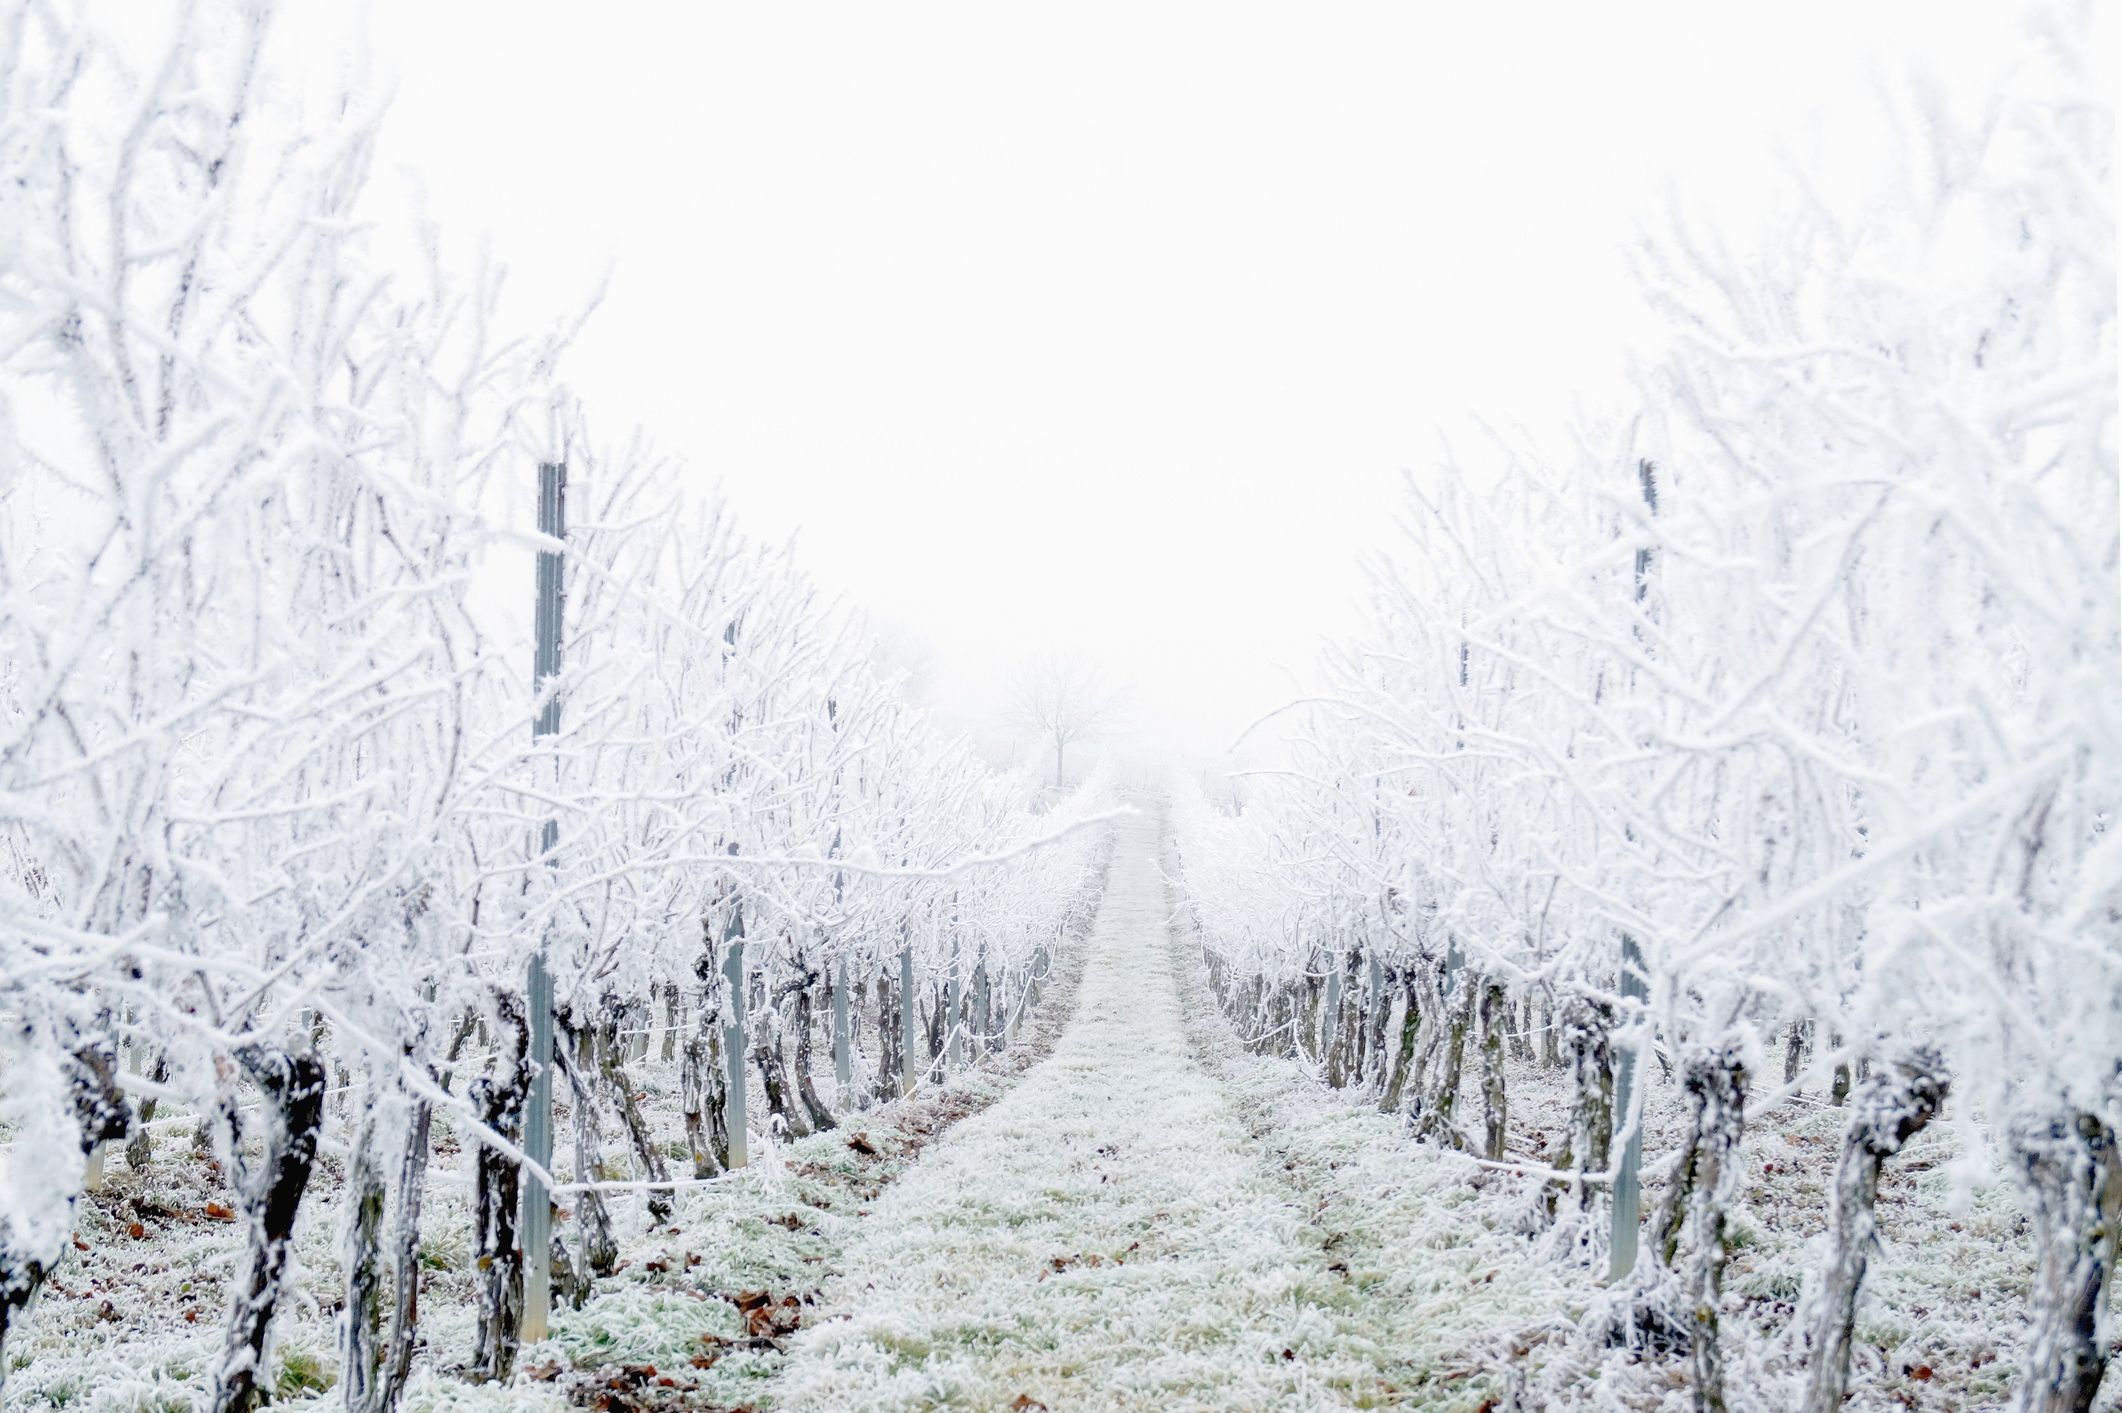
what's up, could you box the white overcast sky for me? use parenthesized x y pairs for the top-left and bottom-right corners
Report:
(301, 1), (2027, 758)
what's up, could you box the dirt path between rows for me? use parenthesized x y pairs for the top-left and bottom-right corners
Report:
(770, 805), (1399, 1411)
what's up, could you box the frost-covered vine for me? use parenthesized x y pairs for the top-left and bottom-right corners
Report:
(0, 3), (1113, 1405)
(1172, 8), (2116, 1410)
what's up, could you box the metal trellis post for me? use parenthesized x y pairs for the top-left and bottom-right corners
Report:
(899, 943), (918, 1097)
(1611, 459), (1660, 1282)
(832, 959), (851, 1097)
(1609, 933), (1649, 1282)
(724, 903), (748, 1168)
(945, 935), (962, 1071)
(1366, 953), (1385, 1079)
(521, 459), (565, 1345)
(1323, 957), (1342, 1071)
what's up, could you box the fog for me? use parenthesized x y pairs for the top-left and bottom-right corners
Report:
(335, 0), (2017, 760)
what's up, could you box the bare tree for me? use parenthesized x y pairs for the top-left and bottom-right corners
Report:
(1006, 658), (1126, 788)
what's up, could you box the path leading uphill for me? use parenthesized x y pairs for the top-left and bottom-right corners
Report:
(770, 806), (1413, 1410)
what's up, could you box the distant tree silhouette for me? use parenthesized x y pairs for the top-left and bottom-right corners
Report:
(1007, 657), (1125, 788)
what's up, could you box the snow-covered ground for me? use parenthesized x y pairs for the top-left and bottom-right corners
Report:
(772, 807), (1551, 1410)
(1, 806), (2080, 1411)
(771, 805), (2066, 1412)
(0, 901), (1095, 1413)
